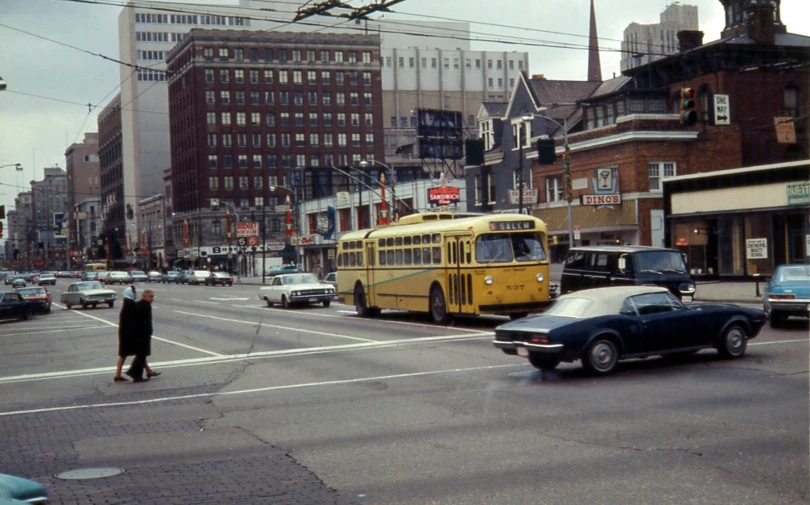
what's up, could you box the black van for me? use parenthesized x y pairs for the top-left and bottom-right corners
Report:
(561, 246), (696, 302)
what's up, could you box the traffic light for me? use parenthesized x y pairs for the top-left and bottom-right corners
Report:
(0, 221), (3, 238)
(680, 88), (697, 125)
(0, 205), (5, 219)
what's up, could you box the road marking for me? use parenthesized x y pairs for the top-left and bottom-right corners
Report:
(210, 297), (249, 301)
(0, 332), (493, 385)
(337, 310), (357, 315)
(1, 326), (109, 338)
(0, 363), (520, 417)
(750, 338), (808, 346)
(52, 303), (225, 357)
(194, 300), (221, 305)
(173, 310), (375, 342)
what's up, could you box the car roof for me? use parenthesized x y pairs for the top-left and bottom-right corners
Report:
(569, 246), (680, 254)
(559, 286), (671, 314)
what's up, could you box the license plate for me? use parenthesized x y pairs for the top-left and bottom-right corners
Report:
(309, 297), (318, 302)
(516, 347), (529, 358)
(681, 295), (693, 303)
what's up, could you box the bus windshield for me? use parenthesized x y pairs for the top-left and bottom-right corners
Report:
(475, 232), (547, 263)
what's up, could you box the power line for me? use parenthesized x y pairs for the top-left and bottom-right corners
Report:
(5, 90), (168, 115)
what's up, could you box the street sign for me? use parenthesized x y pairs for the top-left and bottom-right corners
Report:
(774, 116), (796, 144)
(746, 238), (768, 260)
(236, 222), (258, 238)
(275, 205), (290, 213)
(246, 236), (260, 247)
(508, 188), (539, 205)
(711, 94), (730, 126)
(573, 226), (581, 241)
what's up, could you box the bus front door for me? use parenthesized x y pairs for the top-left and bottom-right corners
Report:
(446, 234), (476, 316)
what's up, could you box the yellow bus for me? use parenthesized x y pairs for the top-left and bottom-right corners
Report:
(337, 212), (551, 323)
(84, 262), (108, 272)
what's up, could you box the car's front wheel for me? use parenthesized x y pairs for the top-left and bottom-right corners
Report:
(22, 311), (33, 321)
(65, 303), (72, 310)
(716, 324), (748, 359)
(108, 302), (115, 308)
(281, 295), (290, 309)
(528, 353), (560, 370)
(322, 300), (331, 308)
(582, 337), (619, 375)
(80, 299), (88, 309)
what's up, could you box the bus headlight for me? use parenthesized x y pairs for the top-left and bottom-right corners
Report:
(536, 273), (545, 282)
(484, 276), (494, 285)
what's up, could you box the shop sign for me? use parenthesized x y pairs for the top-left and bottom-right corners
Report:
(508, 188), (539, 205)
(581, 194), (622, 206)
(336, 191), (351, 205)
(746, 238), (768, 260)
(675, 237), (688, 246)
(236, 222), (258, 238)
(787, 182), (810, 206)
(427, 185), (460, 206)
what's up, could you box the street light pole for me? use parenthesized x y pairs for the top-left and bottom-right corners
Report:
(518, 122), (524, 214)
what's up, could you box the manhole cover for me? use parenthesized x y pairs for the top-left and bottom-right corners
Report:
(55, 468), (125, 480)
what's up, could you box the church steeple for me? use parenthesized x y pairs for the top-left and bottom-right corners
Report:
(587, 0), (602, 82)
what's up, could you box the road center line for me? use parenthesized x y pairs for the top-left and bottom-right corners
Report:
(0, 363), (521, 417)
(173, 310), (375, 342)
(52, 303), (225, 357)
(750, 338), (809, 346)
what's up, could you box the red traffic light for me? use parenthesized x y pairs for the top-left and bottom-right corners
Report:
(680, 87), (695, 99)
(680, 87), (697, 125)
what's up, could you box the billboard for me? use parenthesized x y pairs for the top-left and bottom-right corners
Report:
(236, 222), (258, 238)
(416, 108), (464, 160)
(427, 185), (461, 206)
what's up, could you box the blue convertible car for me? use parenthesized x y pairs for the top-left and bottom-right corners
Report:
(763, 264), (810, 328)
(493, 286), (766, 375)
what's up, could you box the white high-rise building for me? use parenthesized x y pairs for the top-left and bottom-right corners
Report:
(620, 3), (699, 71)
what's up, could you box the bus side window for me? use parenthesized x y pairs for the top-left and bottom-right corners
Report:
(395, 250), (403, 265)
(404, 249), (412, 265)
(422, 234), (430, 245)
(413, 248), (422, 265)
(395, 237), (402, 246)
(386, 238), (394, 247)
(349, 252), (356, 267)
(387, 250), (395, 265)
(378, 239), (385, 247)
(379, 250), (386, 265)
(432, 234), (441, 244)
(404, 236), (412, 246)
(422, 247), (431, 264)
(465, 242), (472, 264)
(432, 246), (441, 264)
(357, 251), (364, 266)
(337, 254), (343, 267)
(413, 235), (421, 246)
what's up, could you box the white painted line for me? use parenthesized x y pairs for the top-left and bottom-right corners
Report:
(52, 303), (225, 357)
(750, 338), (808, 346)
(173, 310), (375, 342)
(210, 297), (249, 301)
(336, 310), (357, 315)
(194, 300), (221, 305)
(0, 332), (493, 385)
(0, 326), (109, 337)
(0, 363), (521, 417)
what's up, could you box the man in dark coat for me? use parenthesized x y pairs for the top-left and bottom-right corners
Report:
(126, 289), (157, 382)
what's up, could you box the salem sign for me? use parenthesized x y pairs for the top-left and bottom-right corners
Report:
(581, 194), (621, 206)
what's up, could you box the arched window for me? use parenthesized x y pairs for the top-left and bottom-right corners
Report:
(699, 84), (712, 121)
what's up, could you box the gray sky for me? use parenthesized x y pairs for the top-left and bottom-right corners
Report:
(1, 0), (809, 247)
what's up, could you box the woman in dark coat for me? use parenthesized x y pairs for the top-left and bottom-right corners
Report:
(126, 289), (158, 382)
(114, 286), (138, 382)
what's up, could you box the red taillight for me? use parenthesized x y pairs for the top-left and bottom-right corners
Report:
(529, 334), (549, 344)
(771, 294), (795, 300)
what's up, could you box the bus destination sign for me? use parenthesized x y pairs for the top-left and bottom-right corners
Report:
(489, 221), (535, 231)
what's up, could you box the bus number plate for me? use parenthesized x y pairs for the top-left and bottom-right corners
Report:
(505, 285), (525, 291)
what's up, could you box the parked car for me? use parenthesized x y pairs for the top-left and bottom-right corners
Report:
(10, 277), (26, 288)
(162, 271), (181, 284)
(185, 270), (209, 285)
(323, 271), (337, 287)
(257, 273), (336, 308)
(265, 264), (300, 277)
(37, 273), (57, 286)
(2, 273), (14, 285)
(561, 246), (696, 303)
(147, 271), (163, 282)
(206, 272), (234, 286)
(763, 264), (810, 328)
(0, 472), (48, 503)
(128, 270), (148, 283)
(15, 286), (52, 313)
(178, 270), (195, 284)
(96, 271), (110, 284)
(106, 271), (132, 285)
(492, 285), (765, 376)
(60, 281), (117, 309)
(0, 291), (44, 320)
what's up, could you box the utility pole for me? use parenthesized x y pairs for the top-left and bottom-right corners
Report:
(261, 202), (267, 284)
(518, 121), (525, 214)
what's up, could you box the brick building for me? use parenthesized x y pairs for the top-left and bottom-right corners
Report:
(166, 29), (384, 268)
(98, 94), (125, 262)
(64, 132), (100, 264)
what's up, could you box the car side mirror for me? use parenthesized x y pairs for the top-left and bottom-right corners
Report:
(619, 308), (635, 316)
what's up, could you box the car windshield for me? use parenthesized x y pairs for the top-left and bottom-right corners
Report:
(40, 274), (55, 279)
(76, 281), (103, 290)
(542, 297), (595, 317)
(634, 251), (687, 274)
(282, 274), (319, 285)
(777, 265), (810, 282)
(213, 272), (230, 278)
(16, 288), (45, 296)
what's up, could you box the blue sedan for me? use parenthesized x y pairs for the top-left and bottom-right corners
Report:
(493, 286), (766, 375)
(763, 264), (810, 328)
(0, 291), (46, 321)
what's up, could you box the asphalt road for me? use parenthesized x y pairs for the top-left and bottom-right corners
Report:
(1, 279), (808, 505)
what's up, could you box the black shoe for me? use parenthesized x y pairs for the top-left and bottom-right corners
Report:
(132, 377), (150, 383)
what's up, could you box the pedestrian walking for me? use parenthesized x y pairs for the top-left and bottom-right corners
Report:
(125, 289), (160, 382)
(113, 286), (138, 382)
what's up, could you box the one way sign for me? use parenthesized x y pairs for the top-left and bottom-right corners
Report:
(711, 93), (731, 126)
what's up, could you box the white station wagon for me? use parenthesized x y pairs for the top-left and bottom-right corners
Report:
(258, 273), (336, 309)
(60, 281), (118, 309)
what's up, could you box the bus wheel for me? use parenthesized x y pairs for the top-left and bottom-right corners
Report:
(355, 285), (370, 317)
(429, 285), (450, 325)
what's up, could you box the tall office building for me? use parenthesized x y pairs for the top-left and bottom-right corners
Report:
(620, 3), (699, 71)
(65, 132), (100, 249)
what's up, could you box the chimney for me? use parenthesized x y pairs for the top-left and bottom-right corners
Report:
(677, 30), (704, 53)
(746, 3), (776, 45)
(532, 74), (547, 81)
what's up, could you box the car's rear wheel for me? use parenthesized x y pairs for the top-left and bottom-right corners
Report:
(354, 284), (371, 317)
(528, 353), (560, 370)
(429, 285), (450, 325)
(769, 310), (785, 328)
(281, 295), (290, 309)
(582, 337), (619, 375)
(22, 311), (33, 321)
(65, 303), (72, 310)
(322, 300), (331, 308)
(716, 324), (748, 359)
(265, 297), (273, 307)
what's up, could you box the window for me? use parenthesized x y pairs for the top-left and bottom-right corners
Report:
(337, 113), (346, 126)
(398, 57), (404, 68)
(220, 69), (229, 82)
(209, 176), (219, 190)
(365, 113), (373, 126)
(280, 113), (289, 126)
(324, 113), (332, 126)
(267, 155), (276, 168)
(488, 78), (493, 89)
(310, 133), (319, 146)
(206, 112), (216, 125)
(546, 175), (563, 202)
(249, 69), (259, 83)
(292, 50), (301, 62)
(238, 154), (248, 168)
(309, 113), (318, 126)
(264, 70), (273, 84)
(352, 133), (360, 147)
(281, 133), (290, 146)
(236, 112), (246, 125)
(224, 176), (234, 190)
(251, 112), (260, 126)
(235, 91), (245, 105)
(264, 49), (273, 61)
(265, 91), (274, 105)
(266, 112), (275, 126)
(219, 48), (228, 60)
(365, 133), (374, 147)
(338, 133), (347, 146)
(240, 197), (250, 209)
(293, 70), (302, 84)
(280, 92), (289, 105)
(234, 48), (244, 60)
(208, 154), (218, 168)
(266, 133), (276, 146)
(321, 71), (331, 85)
(648, 162), (676, 191)
(362, 51), (371, 63)
(308, 91), (317, 105)
(239, 176), (248, 189)
(474, 175), (481, 206)
(254, 176), (263, 190)
(207, 133), (217, 147)
(235, 69), (244, 83)
(250, 91), (260, 105)
(220, 91), (230, 105)
(221, 112), (231, 125)
(255, 196), (264, 207)
(296, 133), (305, 147)
(294, 92), (303, 105)
(431, 58), (437, 69)
(335, 51), (343, 63)
(252, 155), (262, 168)
(487, 172), (496, 204)
(350, 92), (359, 105)
(363, 93), (372, 106)
(278, 49), (287, 63)
(363, 72), (371, 85)
(224, 154), (233, 168)
(443, 58), (449, 69)
(307, 50), (315, 62)
(324, 133), (333, 147)
(351, 113), (360, 126)
(205, 68), (214, 82)
(204, 48), (214, 60)
(322, 91), (332, 106)
(295, 112), (304, 126)
(497, 78), (503, 88)
(279, 70), (288, 84)
(336, 93), (345, 105)
(784, 85), (799, 117)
